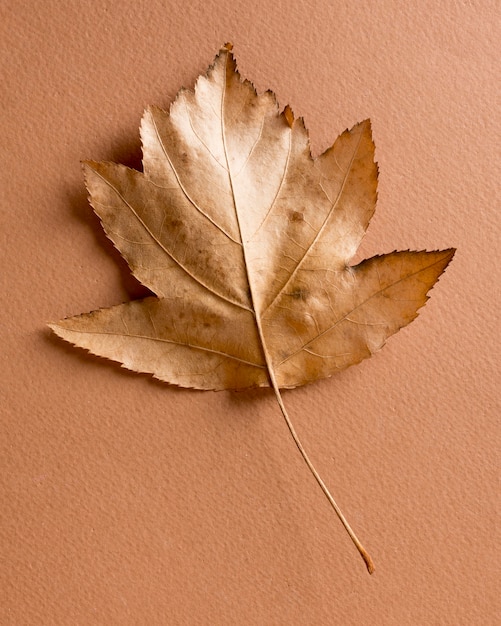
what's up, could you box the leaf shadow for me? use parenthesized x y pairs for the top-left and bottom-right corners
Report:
(226, 386), (272, 412)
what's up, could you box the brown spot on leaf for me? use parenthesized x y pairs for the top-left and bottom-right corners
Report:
(283, 105), (294, 128)
(288, 210), (304, 223)
(289, 287), (309, 301)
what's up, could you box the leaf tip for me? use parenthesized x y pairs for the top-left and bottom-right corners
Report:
(47, 321), (65, 341)
(80, 159), (100, 178)
(431, 247), (456, 275)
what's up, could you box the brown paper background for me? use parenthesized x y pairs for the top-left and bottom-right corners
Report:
(1, 1), (499, 624)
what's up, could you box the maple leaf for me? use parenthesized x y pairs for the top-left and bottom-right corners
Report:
(50, 44), (454, 574)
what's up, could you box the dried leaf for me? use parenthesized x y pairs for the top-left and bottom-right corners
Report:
(50, 45), (454, 573)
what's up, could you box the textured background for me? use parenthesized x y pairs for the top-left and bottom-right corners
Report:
(1, 1), (499, 624)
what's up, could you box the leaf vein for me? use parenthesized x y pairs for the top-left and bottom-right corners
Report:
(149, 113), (242, 245)
(93, 168), (251, 311)
(263, 127), (365, 315)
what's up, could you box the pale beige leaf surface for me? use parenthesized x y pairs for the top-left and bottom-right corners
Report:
(51, 46), (453, 392)
(50, 45), (455, 573)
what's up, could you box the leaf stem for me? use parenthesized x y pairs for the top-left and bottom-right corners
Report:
(218, 50), (373, 574)
(270, 376), (375, 575)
